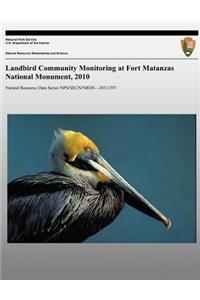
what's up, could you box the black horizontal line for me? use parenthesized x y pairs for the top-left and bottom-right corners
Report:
(5, 58), (198, 61)
(5, 30), (199, 36)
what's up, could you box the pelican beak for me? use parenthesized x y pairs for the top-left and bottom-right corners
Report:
(89, 155), (171, 229)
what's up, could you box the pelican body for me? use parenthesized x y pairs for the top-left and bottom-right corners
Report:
(8, 130), (171, 243)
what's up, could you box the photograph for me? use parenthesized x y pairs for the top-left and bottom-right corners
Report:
(8, 114), (196, 243)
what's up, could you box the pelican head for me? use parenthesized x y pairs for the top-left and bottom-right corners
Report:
(49, 129), (171, 228)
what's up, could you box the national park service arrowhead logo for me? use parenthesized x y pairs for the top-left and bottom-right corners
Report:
(181, 37), (196, 57)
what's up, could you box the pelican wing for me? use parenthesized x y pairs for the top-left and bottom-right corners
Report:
(8, 172), (93, 242)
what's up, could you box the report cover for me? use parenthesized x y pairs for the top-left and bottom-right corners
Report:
(0, 24), (199, 279)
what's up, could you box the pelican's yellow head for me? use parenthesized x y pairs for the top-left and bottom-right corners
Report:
(63, 130), (99, 162)
(49, 129), (110, 186)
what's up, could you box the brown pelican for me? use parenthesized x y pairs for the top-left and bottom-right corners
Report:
(8, 129), (171, 242)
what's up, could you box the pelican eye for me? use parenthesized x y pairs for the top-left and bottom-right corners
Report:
(64, 148), (98, 171)
(63, 153), (70, 161)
